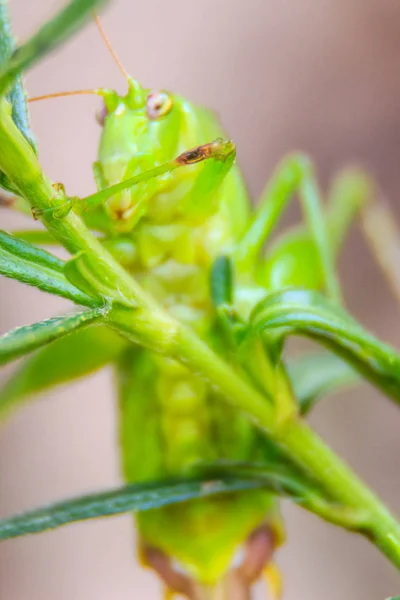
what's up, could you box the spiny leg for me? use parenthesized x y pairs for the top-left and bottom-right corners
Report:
(327, 170), (400, 310)
(32, 139), (236, 221)
(234, 154), (343, 303)
(360, 193), (400, 306)
(256, 167), (371, 293)
(325, 168), (372, 257)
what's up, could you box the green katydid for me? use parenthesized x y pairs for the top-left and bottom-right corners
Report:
(2, 14), (377, 600)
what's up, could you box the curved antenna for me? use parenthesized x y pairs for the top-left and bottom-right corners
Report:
(28, 16), (130, 104)
(93, 13), (129, 82)
(28, 89), (101, 102)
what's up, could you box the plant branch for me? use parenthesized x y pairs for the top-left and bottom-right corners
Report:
(0, 95), (400, 571)
(0, 0), (35, 148)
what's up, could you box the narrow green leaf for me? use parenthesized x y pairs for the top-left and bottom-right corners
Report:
(65, 252), (136, 307)
(0, 326), (127, 419)
(0, 305), (108, 366)
(209, 255), (247, 347)
(0, 230), (98, 306)
(0, 478), (262, 541)
(249, 288), (400, 407)
(0, 0), (35, 149)
(0, 229), (63, 271)
(210, 256), (234, 307)
(0, 0), (107, 96)
(287, 351), (360, 414)
(209, 462), (367, 531)
(205, 461), (320, 499)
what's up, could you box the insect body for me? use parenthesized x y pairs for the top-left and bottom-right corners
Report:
(96, 77), (285, 593)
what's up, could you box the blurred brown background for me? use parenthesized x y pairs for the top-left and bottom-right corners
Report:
(1, 0), (400, 598)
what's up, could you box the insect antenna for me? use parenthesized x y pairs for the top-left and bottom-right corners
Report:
(29, 15), (130, 103)
(93, 13), (130, 83)
(28, 89), (102, 102)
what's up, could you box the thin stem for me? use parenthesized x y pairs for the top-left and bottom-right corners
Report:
(280, 423), (400, 567)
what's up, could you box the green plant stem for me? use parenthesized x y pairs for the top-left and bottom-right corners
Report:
(0, 98), (400, 571)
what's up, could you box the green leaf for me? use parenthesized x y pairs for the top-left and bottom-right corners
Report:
(0, 230), (98, 306)
(210, 256), (234, 307)
(287, 351), (360, 414)
(208, 462), (367, 531)
(0, 326), (127, 419)
(209, 255), (246, 347)
(0, 0), (35, 149)
(0, 229), (63, 270)
(249, 288), (400, 407)
(65, 251), (136, 307)
(0, 0), (108, 96)
(0, 305), (108, 367)
(204, 460), (319, 499)
(0, 477), (262, 541)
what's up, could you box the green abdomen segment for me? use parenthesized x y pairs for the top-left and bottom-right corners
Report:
(117, 348), (280, 583)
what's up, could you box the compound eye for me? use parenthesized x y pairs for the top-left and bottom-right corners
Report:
(146, 91), (173, 120)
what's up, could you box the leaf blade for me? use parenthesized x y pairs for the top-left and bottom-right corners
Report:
(0, 230), (98, 306)
(249, 288), (400, 407)
(0, 478), (262, 541)
(0, 305), (108, 366)
(0, 0), (108, 96)
(0, 0), (35, 149)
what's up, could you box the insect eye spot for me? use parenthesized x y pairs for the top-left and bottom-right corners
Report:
(146, 91), (173, 120)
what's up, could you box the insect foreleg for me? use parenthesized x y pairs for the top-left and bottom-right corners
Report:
(235, 154), (342, 302)
(33, 139), (235, 221)
(360, 196), (400, 306)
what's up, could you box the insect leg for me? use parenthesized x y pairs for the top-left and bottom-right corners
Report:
(92, 161), (108, 191)
(325, 168), (372, 256)
(235, 154), (343, 302)
(34, 140), (236, 221)
(256, 168), (372, 292)
(360, 195), (400, 306)
(182, 142), (236, 222)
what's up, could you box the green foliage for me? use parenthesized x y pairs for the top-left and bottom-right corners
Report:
(0, 304), (108, 366)
(0, 0), (35, 148)
(0, 0), (400, 590)
(249, 288), (400, 407)
(0, 476), (262, 540)
(0, 230), (99, 305)
(0, 0), (108, 97)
